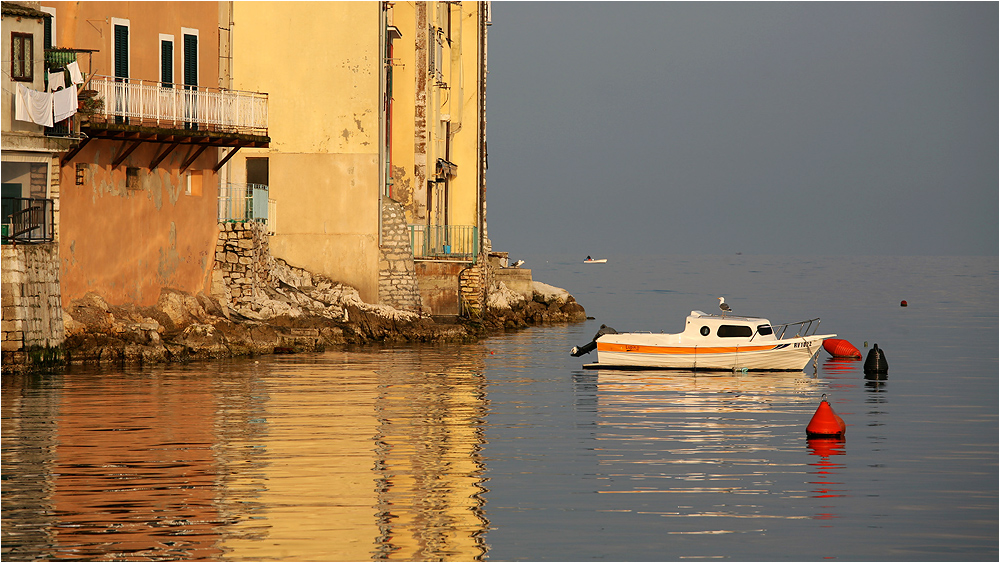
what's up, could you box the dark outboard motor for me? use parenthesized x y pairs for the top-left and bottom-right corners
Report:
(863, 343), (888, 377)
(571, 324), (618, 357)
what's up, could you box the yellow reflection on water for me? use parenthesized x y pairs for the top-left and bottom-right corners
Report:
(217, 367), (382, 561)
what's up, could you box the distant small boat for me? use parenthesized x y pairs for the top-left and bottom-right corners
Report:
(584, 256), (607, 264)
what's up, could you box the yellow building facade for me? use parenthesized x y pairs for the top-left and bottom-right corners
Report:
(387, 1), (489, 258)
(226, 1), (489, 307)
(227, 1), (383, 302)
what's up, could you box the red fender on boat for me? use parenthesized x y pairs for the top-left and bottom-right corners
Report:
(806, 400), (847, 437)
(822, 338), (862, 359)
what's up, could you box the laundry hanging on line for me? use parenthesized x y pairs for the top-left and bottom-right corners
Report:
(49, 70), (65, 91)
(67, 61), (84, 85)
(15, 83), (54, 127)
(53, 85), (77, 123)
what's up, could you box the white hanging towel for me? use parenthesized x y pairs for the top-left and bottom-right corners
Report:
(15, 83), (29, 122)
(15, 84), (54, 127)
(67, 60), (84, 84)
(53, 85), (77, 122)
(49, 71), (65, 91)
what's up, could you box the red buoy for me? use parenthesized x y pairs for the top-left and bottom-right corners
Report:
(806, 399), (846, 437)
(822, 338), (862, 359)
(900, 300), (907, 307)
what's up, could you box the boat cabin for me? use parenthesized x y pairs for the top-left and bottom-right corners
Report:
(682, 310), (776, 342)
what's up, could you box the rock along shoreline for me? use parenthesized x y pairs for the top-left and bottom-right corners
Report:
(4, 266), (586, 373)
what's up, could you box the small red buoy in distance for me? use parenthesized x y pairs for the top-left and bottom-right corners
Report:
(822, 338), (862, 359)
(900, 300), (907, 307)
(806, 398), (846, 437)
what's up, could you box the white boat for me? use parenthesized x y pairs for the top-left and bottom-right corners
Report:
(584, 258), (607, 264)
(573, 310), (835, 372)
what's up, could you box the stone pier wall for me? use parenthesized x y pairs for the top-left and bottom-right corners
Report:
(378, 199), (422, 312)
(211, 221), (274, 311)
(1, 243), (65, 353)
(458, 260), (491, 316)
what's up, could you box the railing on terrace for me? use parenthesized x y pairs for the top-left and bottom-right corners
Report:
(219, 183), (275, 235)
(89, 75), (268, 136)
(409, 224), (478, 262)
(2, 198), (54, 244)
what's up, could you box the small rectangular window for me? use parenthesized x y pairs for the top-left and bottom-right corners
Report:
(756, 324), (773, 336)
(11, 33), (34, 82)
(186, 171), (202, 196)
(126, 167), (141, 190)
(75, 163), (87, 186)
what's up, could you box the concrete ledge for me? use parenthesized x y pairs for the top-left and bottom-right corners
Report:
(495, 268), (533, 300)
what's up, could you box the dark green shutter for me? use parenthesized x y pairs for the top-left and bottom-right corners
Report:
(183, 34), (197, 86)
(161, 40), (173, 86)
(43, 17), (52, 50)
(114, 24), (128, 78)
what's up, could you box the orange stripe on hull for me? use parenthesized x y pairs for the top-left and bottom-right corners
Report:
(596, 342), (781, 354)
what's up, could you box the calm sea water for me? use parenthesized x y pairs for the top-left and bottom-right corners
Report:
(3, 255), (997, 561)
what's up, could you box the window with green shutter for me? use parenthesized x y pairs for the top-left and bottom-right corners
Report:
(114, 24), (128, 78)
(183, 33), (197, 87)
(161, 39), (173, 87)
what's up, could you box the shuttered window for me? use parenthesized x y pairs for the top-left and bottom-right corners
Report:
(160, 39), (173, 87)
(183, 33), (197, 87)
(43, 17), (52, 50)
(114, 24), (128, 78)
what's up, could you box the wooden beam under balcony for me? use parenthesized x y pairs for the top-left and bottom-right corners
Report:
(179, 146), (209, 173)
(82, 120), (270, 149)
(213, 144), (245, 172)
(149, 142), (180, 170)
(112, 140), (143, 167)
(60, 137), (91, 166)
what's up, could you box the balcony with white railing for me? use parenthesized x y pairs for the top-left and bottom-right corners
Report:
(87, 76), (268, 137)
(62, 75), (270, 167)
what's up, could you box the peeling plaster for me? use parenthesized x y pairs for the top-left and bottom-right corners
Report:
(157, 221), (182, 283)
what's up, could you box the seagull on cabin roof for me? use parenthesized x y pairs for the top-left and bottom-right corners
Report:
(718, 297), (732, 316)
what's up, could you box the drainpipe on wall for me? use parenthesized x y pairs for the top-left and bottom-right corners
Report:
(378, 3), (387, 247)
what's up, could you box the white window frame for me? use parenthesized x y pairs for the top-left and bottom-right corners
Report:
(111, 17), (130, 79)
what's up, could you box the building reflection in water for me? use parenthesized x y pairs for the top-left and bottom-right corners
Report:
(370, 349), (490, 561)
(2, 348), (490, 561)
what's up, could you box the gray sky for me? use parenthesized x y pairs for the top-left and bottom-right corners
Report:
(484, 2), (998, 257)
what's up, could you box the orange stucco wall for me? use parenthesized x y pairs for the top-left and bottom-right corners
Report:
(59, 142), (219, 306)
(49, 1), (224, 307)
(47, 1), (221, 86)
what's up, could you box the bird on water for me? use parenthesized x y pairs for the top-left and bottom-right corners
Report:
(718, 297), (732, 316)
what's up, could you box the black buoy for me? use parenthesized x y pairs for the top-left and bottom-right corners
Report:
(571, 324), (618, 357)
(863, 343), (888, 376)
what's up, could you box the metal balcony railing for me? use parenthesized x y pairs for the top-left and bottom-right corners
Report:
(219, 183), (274, 235)
(88, 75), (268, 136)
(2, 197), (54, 244)
(409, 224), (478, 262)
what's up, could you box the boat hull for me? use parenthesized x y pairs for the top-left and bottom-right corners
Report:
(590, 335), (831, 372)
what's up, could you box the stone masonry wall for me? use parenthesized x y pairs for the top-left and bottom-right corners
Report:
(1, 243), (64, 352)
(458, 260), (491, 316)
(378, 199), (422, 312)
(211, 221), (274, 312)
